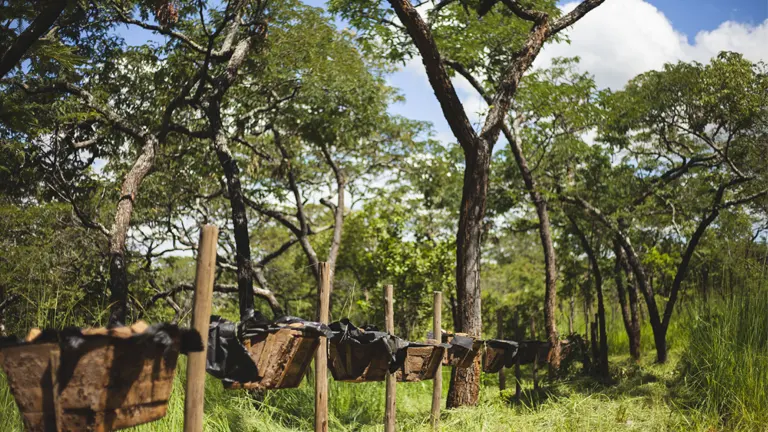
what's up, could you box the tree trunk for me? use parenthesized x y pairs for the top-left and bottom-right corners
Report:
(613, 239), (640, 360)
(595, 266), (608, 377)
(617, 240), (666, 362)
(505, 125), (560, 372)
(653, 327), (668, 363)
(569, 216), (607, 376)
(663, 209), (720, 330)
(107, 135), (158, 326)
(210, 106), (254, 320)
(583, 278), (592, 345)
(446, 142), (490, 408)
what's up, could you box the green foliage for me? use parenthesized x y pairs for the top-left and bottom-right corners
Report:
(338, 193), (455, 338)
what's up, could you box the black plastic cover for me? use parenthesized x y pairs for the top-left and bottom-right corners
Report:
(206, 314), (331, 385)
(485, 339), (520, 368)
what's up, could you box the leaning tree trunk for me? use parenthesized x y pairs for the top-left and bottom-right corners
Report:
(211, 108), (255, 320)
(506, 126), (560, 372)
(446, 142), (490, 408)
(107, 135), (158, 326)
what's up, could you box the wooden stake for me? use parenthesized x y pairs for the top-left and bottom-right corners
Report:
(431, 291), (442, 429)
(497, 309), (506, 392)
(314, 262), (331, 432)
(184, 224), (218, 432)
(384, 284), (396, 432)
(514, 310), (521, 401)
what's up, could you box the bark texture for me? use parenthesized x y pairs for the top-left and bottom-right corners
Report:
(107, 135), (158, 325)
(206, 28), (259, 320)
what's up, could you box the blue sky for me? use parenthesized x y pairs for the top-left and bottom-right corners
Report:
(118, 0), (767, 145)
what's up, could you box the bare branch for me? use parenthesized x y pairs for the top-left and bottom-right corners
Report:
(548, 0), (606, 37)
(243, 195), (301, 235)
(443, 59), (490, 103)
(43, 178), (110, 237)
(721, 188), (768, 209)
(108, 0), (229, 59)
(256, 237), (299, 268)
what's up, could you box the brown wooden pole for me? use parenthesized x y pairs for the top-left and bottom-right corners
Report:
(497, 309), (506, 392)
(384, 284), (396, 432)
(431, 291), (442, 429)
(184, 224), (218, 432)
(315, 263), (331, 432)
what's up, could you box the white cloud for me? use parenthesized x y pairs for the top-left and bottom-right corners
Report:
(535, 0), (768, 90)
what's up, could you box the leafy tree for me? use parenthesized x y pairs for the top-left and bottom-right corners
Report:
(563, 52), (768, 362)
(338, 194), (455, 338)
(330, 0), (607, 404)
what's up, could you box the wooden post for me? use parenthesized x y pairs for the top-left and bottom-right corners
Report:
(315, 263), (331, 432)
(514, 310), (521, 401)
(530, 315), (538, 392)
(431, 291), (442, 429)
(384, 284), (396, 432)
(497, 309), (506, 392)
(184, 224), (218, 432)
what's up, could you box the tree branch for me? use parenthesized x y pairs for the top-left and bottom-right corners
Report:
(19, 82), (147, 141)
(499, 0), (548, 22)
(387, 0), (479, 152)
(0, 0), (68, 78)
(548, 0), (606, 37)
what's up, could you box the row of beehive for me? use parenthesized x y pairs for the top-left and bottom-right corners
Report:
(219, 319), (566, 388)
(0, 317), (569, 431)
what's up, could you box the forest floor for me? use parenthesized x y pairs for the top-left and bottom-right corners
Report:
(1, 348), (735, 432)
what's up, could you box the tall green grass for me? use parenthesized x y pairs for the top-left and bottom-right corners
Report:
(3, 360), (698, 432)
(680, 285), (768, 431)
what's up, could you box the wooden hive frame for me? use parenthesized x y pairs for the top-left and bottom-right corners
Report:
(225, 324), (321, 390)
(395, 344), (446, 382)
(442, 333), (483, 369)
(0, 322), (181, 432)
(0, 342), (57, 431)
(327, 338), (391, 382)
(482, 344), (507, 373)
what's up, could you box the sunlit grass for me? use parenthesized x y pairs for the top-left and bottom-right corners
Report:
(1, 294), (765, 431)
